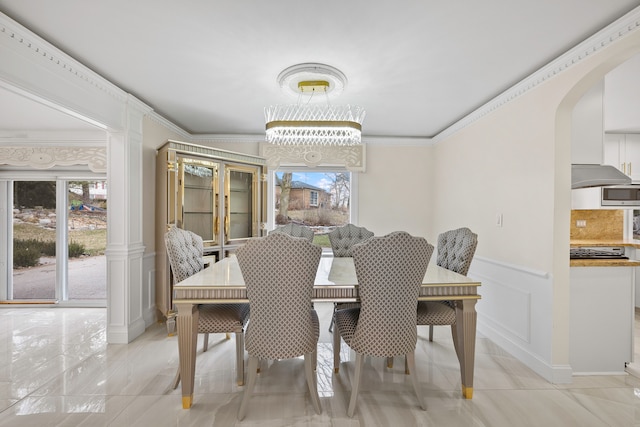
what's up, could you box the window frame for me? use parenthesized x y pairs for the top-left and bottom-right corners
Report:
(268, 166), (358, 231)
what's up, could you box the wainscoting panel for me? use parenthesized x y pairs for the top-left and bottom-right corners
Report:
(470, 256), (570, 383)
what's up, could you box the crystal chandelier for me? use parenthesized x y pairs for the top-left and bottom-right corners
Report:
(265, 64), (366, 146)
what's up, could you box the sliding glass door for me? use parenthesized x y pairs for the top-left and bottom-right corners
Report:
(8, 179), (106, 304)
(12, 181), (57, 299)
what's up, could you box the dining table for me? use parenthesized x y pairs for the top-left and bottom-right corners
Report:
(172, 254), (482, 409)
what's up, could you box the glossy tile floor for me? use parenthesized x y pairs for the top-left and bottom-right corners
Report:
(1, 304), (640, 426)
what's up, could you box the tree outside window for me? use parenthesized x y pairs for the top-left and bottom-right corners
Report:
(274, 170), (351, 246)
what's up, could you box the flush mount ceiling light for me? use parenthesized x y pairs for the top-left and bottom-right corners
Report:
(265, 63), (366, 146)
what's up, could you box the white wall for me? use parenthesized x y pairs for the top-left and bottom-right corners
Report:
(358, 144), (434, 239)
(432, 28), (640, 382)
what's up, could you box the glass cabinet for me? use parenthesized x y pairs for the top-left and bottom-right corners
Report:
(156, 140), (266, 329)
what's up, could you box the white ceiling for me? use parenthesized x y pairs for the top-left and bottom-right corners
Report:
(0, 1), (639, 138)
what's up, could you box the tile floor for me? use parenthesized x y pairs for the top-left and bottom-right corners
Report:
(1, 304), (640, 426)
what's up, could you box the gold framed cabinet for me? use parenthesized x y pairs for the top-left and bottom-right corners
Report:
(156, 140), (267, 330)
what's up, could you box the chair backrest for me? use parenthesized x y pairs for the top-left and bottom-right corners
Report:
(236, 233), (322, 359)
(350, 231), (433, 357)
(436, 227), (478, 276)
(164, 226), (204, 283)
(328, 223), (374, 257)
(269, 223), (315, 242)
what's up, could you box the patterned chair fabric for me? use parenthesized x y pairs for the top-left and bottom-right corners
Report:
(333, 231), (433, 416)
(327, 224), (374, 332)
(328, 223), (374, 257)
(165, 225), (204, 283)
(416, 227), (478, 341)
(236, 232), (322, 420)
(164, 226), (250, 387)
(269, 223), (315, 242)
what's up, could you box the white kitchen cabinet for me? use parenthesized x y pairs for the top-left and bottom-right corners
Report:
(603, 133), (640, 182)
(571, 81), (604, 164)
(604, 52), (640, 133)
(571, 187), (601, 209)
(570, 266), (634, 374)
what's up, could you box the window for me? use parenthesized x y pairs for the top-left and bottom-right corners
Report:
(273, 168), (356, 247)
(309, 190), (318, 207)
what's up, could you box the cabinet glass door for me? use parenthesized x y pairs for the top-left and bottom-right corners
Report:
(178, 158), (219, 246)
(225, 164), (259, 243)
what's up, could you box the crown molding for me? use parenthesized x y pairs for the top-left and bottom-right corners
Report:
(0, 14), (128, 104)
(432, 6), (640, 144)
(146, 111), (193, 141)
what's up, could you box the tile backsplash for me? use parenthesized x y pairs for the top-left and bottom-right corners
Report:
(570, 209), (623, 240)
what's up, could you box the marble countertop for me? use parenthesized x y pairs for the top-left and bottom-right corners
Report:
(570, 258), (640, 267)
(570, 239), (640, 248)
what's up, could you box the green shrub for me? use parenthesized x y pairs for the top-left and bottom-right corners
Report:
(68, 241), (86, 258)
(12, 238), (87, 266)
(40, 240), (56, 256)
(13, 243), (41, 267)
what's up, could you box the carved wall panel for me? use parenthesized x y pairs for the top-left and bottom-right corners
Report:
(0, 146), (107, 173)
(260, 143), (365, 171)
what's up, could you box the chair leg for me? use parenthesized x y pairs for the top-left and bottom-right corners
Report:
(172, 367), (181, 389)
(203, 333), (209, 352)
(347, 352), (364, 417)
(328, 303), (337, 332)
(386, 356), (393, 368)
(333, 322), (341, 373)
(406, 352), (426, 411)
(405, 356), (410, 375)
(235, 332), (245, 386)
(429, 325), (434, 342)
(238, 356), (259, 420)
(305, 352), (322, 415)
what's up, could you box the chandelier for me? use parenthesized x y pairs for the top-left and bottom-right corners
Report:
(265, 64), (366, 146)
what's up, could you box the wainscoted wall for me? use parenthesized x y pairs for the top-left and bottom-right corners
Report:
(472, 257), (571, 383)
(570, 209), (624, 240)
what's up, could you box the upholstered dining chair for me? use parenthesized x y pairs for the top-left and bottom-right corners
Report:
(417, 227), (478, 341)
(327, 223), (374, 332)
(164, 226), (250, 387)
(333, 231), (433, 417)
(269, 222), (315, 242)
(236, 232), (322, 420)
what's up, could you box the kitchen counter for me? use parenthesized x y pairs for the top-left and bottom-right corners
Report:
(570, 258), (640, 267)
(570, 239), (640, 248)
(570, 239), (640, 267)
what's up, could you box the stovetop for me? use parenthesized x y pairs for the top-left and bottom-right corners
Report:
(569, 246), (628, 259)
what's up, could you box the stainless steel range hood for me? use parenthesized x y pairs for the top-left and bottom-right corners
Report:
(571, 164), (632, 189)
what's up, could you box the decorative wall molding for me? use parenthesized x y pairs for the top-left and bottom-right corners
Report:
(432, 7), (640, 143)
(259, 143), (365, 171)
(0, 146), (106, 173)
(0, 14), (127, 104)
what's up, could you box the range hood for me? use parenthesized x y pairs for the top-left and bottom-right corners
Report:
(571, 164), (632, 189)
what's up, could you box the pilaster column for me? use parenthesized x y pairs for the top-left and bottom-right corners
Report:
(105, 97), (148, 343)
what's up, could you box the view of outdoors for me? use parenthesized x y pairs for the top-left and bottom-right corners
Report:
(275, 171), (351, 247)
(12, 180), (107, 301)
